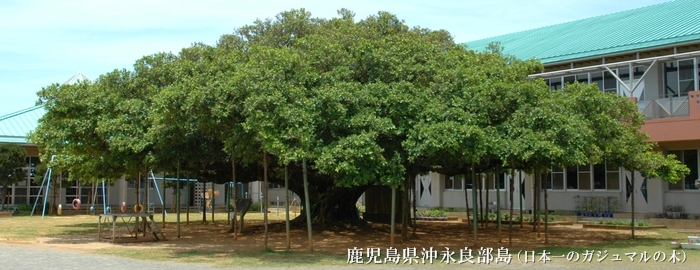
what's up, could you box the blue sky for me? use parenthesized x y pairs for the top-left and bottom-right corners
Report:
(0, 0), (671, 115)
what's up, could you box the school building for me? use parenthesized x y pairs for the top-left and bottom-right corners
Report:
(419, 0), (700, 218)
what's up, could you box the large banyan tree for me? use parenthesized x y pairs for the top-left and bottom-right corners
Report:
(29, 9), (688, 232)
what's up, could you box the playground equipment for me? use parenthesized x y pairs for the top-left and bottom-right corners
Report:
(31, 155), (110, 218)
(30, 155), (57, 218)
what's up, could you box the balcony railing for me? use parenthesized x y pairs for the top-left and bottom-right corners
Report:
(637, 95), (689, 120)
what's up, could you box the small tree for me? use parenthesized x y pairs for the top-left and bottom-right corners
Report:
(0, 144), (27, 210)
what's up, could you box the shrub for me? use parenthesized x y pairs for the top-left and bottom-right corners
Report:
(418, 208), (446, 217)
(591, 219), (652, 226)
(17, 204), (32, 212)
(249, 202), (261, 212)
(636, 221), (651, 227)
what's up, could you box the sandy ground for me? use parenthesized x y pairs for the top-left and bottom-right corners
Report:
(6, 219), (657, 254)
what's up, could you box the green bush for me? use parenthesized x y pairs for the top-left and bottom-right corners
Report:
(249, 202), (261, 212)
(487, 213), (497, 220)
(17, 204), (33, 212)
(418, 208), (446, 217)
(636, 221), (651, 227)
(591, 219), (652, 226)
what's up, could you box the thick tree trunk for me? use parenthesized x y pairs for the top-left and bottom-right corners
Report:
(292, 185), (367, 227)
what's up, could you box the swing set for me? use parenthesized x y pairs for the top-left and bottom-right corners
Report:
(29, 158), (170, 219)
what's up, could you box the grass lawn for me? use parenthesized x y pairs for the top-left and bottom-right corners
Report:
(1, 213), (699, 268)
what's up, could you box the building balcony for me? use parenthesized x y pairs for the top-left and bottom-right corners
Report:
(640, 90), (700, 143)
(638, 95), (689, 120)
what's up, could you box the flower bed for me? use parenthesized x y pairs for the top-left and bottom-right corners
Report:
(413, 216), (449, 221)
(583, 219), (666, 230)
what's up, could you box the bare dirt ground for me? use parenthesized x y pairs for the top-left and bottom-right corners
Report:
(10, 220), (655, 255)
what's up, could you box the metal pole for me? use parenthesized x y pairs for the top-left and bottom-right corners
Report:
(41, 168), (52, 218)
(102, 180), (106, 214)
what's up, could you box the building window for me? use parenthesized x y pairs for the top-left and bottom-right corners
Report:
(550, 167), (564, 190)
(592, 163), (620, 190)
(563, 75), (575, 86)
(667, 149), (699, 190)
(547, 67), (645, 96)
(497, 173), (505, 190)
(578, 165), (591, 190)
(464, 173), (473, 190)
(590, 72), (603, 91)
(549, 164), (618, 191)
(697, 58), (700, 91)
(445, 175), (463, 190)
(575, 73), (589, 84)
(486, 174), (505, 190)
(665, 59), (697, 98)
(603, 70), (617, 94)
(549, 77), (562, 90)
(565, 166), (578, 189)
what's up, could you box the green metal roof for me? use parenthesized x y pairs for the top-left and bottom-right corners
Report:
(464, 0), (700, 65)
(0, 72), (89, 145)
(0, 105), (44, 144)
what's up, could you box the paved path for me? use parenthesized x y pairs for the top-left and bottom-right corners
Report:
(0, 244), (222, 270)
